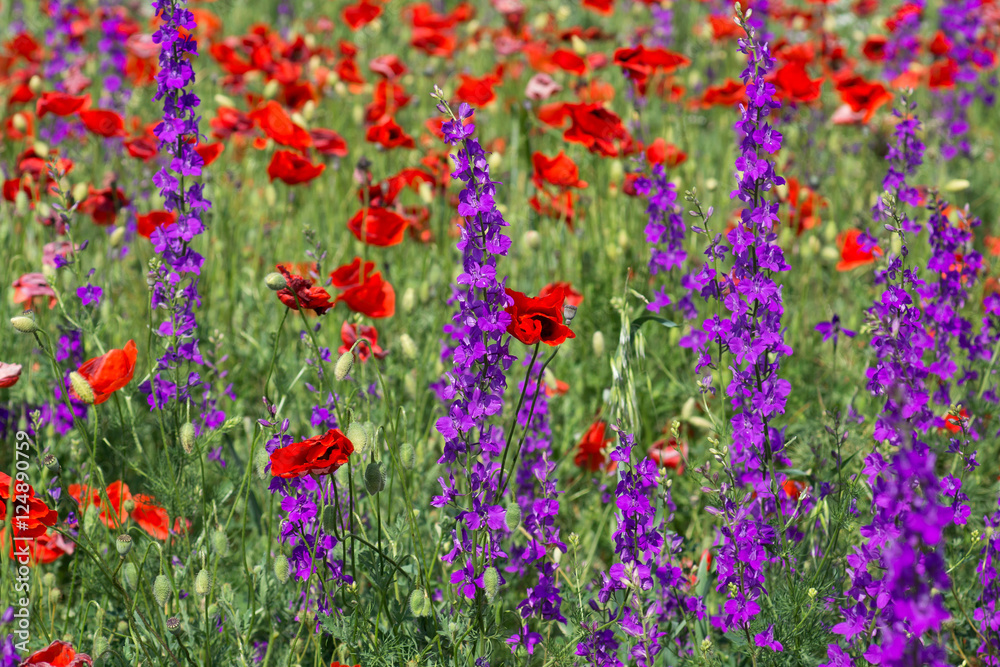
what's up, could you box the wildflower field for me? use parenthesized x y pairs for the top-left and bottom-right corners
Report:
(2, 0), (1000, 665)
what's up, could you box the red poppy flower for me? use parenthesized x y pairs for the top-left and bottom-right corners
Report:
(136, 210), (177, 239)
(343, 0), (383, 30)
(12, 272), (57, 309)
(78, 109), (126, 137)
(941, 408), (971, 434)
(782, 479), (807, 502)
(330, 257), (375, 288)
(337, 268), (396, 318)
(270, 428), (355, 478)
(836, 229), (882, 272)
(0, 362), (22, 388)
(0, 472), (57, 544)
(268, 150), (325, 185)
(456, 71), (502, 107)
(36, 92), (91, 117)
(369, 54), (408, 80)
(504, 287), (575, 346)
(210, 106), (254, 140)
(701, 79), (747, 107)
(529, 189), (578, 228)
(310, 128), (349, 157)
(929, 59), (957, 89)
(411, 27), (457, 57)
(574, 420), (613, 471)
(69, 480), (170, 539)
(348, 207), (410, 246)
(79, 185), (130, 225)
(539, 282), (583, 307)
(647, 437), (687, 473)
(340, 321), (388, 361)
(551, 49), (588, 76)
(275, 264), (334, 315)
(249, 101), (312, 151)
(366, 116), (415, 150)
(583, 0), (614, 14)
(862, 35), (888, 61)
(195, 141), (224, 166)
(645, 138), (686, 167)
(927, 31), (952, 58)
(613, 45), (690, 95)
(835, 76), (891, 124)
(770, 62), (823, 103)
(125, 135), (159, 160)
(532, 151), (587, 190)
(18, 529), (71, 565)
(783, 178), (824, 235)
(73, 340), (138, 405)
(709, 13), (743, 40)
(16, 640), (92, 667)
(538, 103), (631, 157)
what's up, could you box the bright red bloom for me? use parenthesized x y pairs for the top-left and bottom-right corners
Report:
(343, 0), (383, 30)
(310, 128), (349, 157)
(78, 109), (126, 137)
(210, 106), (254, 140)
(537, 103), (632, 157)
(836, 229), (883, 271)
(36, 92), (90, 117)
(275, 264), (334, 315)
(551, 49), (588, 76)
(532, 151), (587, 189)
(539, 282), (583, 307)
(709, 14), (743, 40)
(125, 135), (159, 160)
(366, 116), (415, 149)
(456, 70), (503, 106)
(701, 79), (747, 106)
(582, 0), (614, 15)
(862, 35), (888, 61)
(79, 186), (130, 225)
(770, 62), (823, 103)
(613, 45), (690, 95)
(647, 437), (687, 473)
(270, 428), (354, 478)
(267, 150), (326, 185)
(340, 321), (388, 361)
(574, 420), (613, 471)
(136, 210), (177, 239)
(195, 141), (224, 166)
(369, 54), (408, 80)
(16, 640), (92, 667)
(250, 100), (312, 150)
(69, 480), (171, 539)
(783, 177), (825, 235)
(529, 189), (578, 228)
(645, 138), (686, 167)
(504, 287), (576, 346)
(0, 362), (22, 388)
(337, 268), (396, 318)
(1, 472), (58, 559)
(782, 479), (806, 501)
(836, 75), (892, 124)
(330, 257), (375, 288)
(73, 340), (138, 405)
(348, 207), (410, 246)
(941, 408), (971, 434)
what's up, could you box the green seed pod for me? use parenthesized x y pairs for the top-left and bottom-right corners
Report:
(92, 634), (109, 658)
(68, 372), (95, 405)
(48, 587), (61, 605)
(43, 455), (60, 473)
(220, 582), (234, 604)
(364, 461), (385, 495)
(109, 226), (126, 248)
(165, 617), (182, 635)
(409, 589), (428, 617)
(153, 574), (172, 606)
(264, 272), (287, 291)
(115, 534), (132, 557)
(322, 506), (338, 535)
(334, 350), (355, 381)
(194, 569), (212, 597)
(10, 315), (39, 334)
(273, 554), (290, 584)
(482, 566), (499, 602)
(179, 422), (196, 454)
(115, 620), (128, 634)
(505, 503), (521, 532)
(122, 498), (135, 514)
(121, 563), (138, 589)
(254, 445), (270, 479)
(211, 528), (229, 557)
(346, 421), (367, 454)
(42, 572), (56, 588)
(398, 443), (415, 470)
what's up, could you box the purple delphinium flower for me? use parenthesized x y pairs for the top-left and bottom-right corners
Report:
(815, 314), (856, 348)
(430, 96), (516, 601)
(883, 1), (926, 80)
(975, 498), (1000, 661)
(98, 1), (133, 111)
(140, 0), (224, 433)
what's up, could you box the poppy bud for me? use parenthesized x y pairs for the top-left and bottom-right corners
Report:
(563, 303), (578, 325)
(322, 506), (338, 535)
(195, 569), (212, 596)
(122, 563), (138, 589)
(364, 461), (385, 495)
(417, 181), (434, 205)
(404, 371), (418, 399)
(11, 113), (27, 132)
(214, 94), (236, 108)
(211, 528), (229, 557)
(179, 422), (196, 454)
(346, 421), (367, 454)
(944, 178), (970, 192)
(220, 582), (234, 604)
(254, 446), (270, 479)
(69, 372), (95, 405)
(335, 349), (355, 381)
(592, 331), (606, 357)
(263, 79), (280, 99)
(44, 454), (60, 473)
(109, 226), (126, 248)
(92, 635), (109, 658)
(571, 34), (587, 55)
(401, 287), (416, 313)
(264, 272), (287, 291)
(116, 534), (132, 557)
(83, 504), (99, 533)
(123, 498), (135, 514)
(399, 333), (418, 361)
(153, 574), (172, 606)
(71, 182), (88, 203)
(48, 587), (61, 605)
(505, 503), (521, 532)
(409, 589), (429, 617)
(265, 184), (277, 207)
(43, 573), (56, 588)
(302, 100), (316, 121)
(14, 191), (29, 216)
(28, 75), (42, 92)
(274, 553), (290, 583)
(166, 617), (182, 635)
(482, 566), (499, 602)
(398, 442), (415, 470)
(33, 141), (49, 159)
(10, 314), (39, 334)
(291, 111), (307, 128)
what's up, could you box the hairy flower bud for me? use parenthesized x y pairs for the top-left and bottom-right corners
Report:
(273, 554), (290, 583)
(211, 529), (229, 557)
(115, 534), (132, 557)
(48, 588), (61, 605)
(399, 333), (418, 361)
(364, 461), (385, 495)
(121, 563), (138, 589)
(504, 503), (521, 532)
(334, 349), (355, 381)
(179, 422), (196, 454)
(11, 315), (39, 334)
(254, 446), (270, 479)
(401, 287), (416, 313)
(398, 442), (415, 470)
(322, 506), (338, 535)
(194, 569), (212, 596)
(264, 272), (287, 291)
(346, 421), (367, 454)
(69, 372), (95, 405)
(92, 634), (109, 658)
(153, 575), (172, 606)
(482, 566), (499, 602)
(592, 331), (605, 357)
(409, 589), (429, 617)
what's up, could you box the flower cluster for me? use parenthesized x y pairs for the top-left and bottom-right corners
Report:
(636, 164), (694, 316)
(430, 98), (516, 601)
(883, 1), (925, 79)
(975, 499), (1000, 661)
